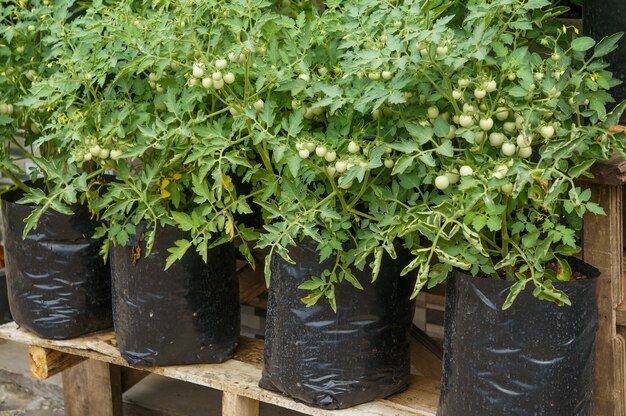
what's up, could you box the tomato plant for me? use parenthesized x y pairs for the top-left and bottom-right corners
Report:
(6, 0), (626, 311)
(250, 0), (626, 309)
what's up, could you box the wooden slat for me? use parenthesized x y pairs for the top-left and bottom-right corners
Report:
(62, 359), (123, 416)
(616, 306), (626, 327)
(28, 345), (85, 380)
(616, 273), (626, 327)
(222, 392), (260, 416)
(583, 183), (625, 416)
(0, 322), (438, 416)
(410, 325), (443, 379)
(238, 262), (267, 305)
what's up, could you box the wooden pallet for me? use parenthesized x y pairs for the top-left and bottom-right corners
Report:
(0, 322), (439, 416)
(583, 148), (626, 416)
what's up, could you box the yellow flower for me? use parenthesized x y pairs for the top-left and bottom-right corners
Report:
(160, 178), (171, 198)
(172, 173), (182, 180)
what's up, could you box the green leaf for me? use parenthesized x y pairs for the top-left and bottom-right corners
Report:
(370, 248), (383, 283)
(568, 159), (596, 178)
(571, 36), (596, 52)
(586, 202), (606, 215)
(165, 239), (192, 270)
(556, 257), (572, 282)
(392, 155), (416, 175)
(486, 216), (501, 232)
(471, 215), (488, 232)
(287, 153), (302, 177)
(171, 211), (194, 231)
(433, 118), (450, 139)
(508, 86), (528, 98)
(405, 123), (433, 145)
(593, 32), (624, 58)
(388, 140), (421, 153)
(435, 140), (454, 157)
(604, 99), (626, 127)
(0, 115), (13, 126)
(298, 278), (325, 290)
(343, 272), (364, 290)
(503, 280), (527, 310)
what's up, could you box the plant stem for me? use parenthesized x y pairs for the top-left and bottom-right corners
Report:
(1, 169), (29, 192)
(500, 194), (514, 280)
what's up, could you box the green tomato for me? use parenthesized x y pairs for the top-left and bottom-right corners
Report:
(435, 175), (449, 190)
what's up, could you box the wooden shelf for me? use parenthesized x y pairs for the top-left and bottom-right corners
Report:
(0, 322), (439, 416)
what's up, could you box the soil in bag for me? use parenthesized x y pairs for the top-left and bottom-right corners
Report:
(1, 187), (112, 339)
(438, 257), (600, 416)
(260, 239), (415, 410)
(111, 224), (239, 366)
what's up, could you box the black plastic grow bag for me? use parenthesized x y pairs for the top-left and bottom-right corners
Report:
(259, 240), (415, 410)
(111, 224), (239, 367)
(1, 188), (112, 339)
(584, 0), (626, 118)
(438, 258), (600, 416)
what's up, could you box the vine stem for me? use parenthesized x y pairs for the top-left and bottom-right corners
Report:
(500, 194), (515, 280)
(1, 169), (29, 193)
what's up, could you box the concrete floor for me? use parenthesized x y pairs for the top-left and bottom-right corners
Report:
(0, 339), (304, 416)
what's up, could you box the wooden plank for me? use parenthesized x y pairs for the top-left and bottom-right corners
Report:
(0, 322), (438, 416)
(238, 262), (267, 305)
(222, 392), (259, 416)
(29, 345), (86, 380)
(613, 335), (626, 415)
(410, 325), (442, 379)
(617, 306), (626, 327)
(62, 359), (123, 416)
(583, 183), (625, 416)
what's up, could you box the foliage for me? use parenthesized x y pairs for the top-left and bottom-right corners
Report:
(20, 0), (321, 264)
(0, 0), (74, 193)
(250, 0), (626, 309)
(7, 0), (626, 310)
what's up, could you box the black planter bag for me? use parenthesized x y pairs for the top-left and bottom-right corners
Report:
(438, 258), (600, 416)
(260, 240), (414, 410)
(111, 224), (239, 366)
(1, 189), (112, 339)
(583, 0), (626, 120)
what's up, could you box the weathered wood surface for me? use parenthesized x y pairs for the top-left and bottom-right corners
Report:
(583, 183), (626, 416)
(238, 261), (268, 306)
(222, 392), (260, 416)
(589, 153), (626, 186)
(28, 345), (85, 380)
(62, 359), (123, 416)
(615, 271), (626, 327)
(0, 322), (439, 416)
(410, 325), (443, 380)
(29, 345), (86, 380)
